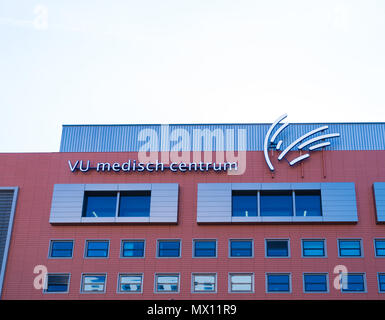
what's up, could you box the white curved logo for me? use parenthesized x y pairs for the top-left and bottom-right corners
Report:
(264, 114), (340, 171)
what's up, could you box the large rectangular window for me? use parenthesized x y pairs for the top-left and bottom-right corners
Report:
(118, 191), (151, 217)
(155, 274), (179, 293)
(266, 274), (291, 293)
(265, 240), (289, 257)
(49, 241), (74, 258)
(229, 273), (253, 293)
(81, 274), (106, 293)
(85, 240), (109, 258)
(82, 190), (151, 218)
(232, 191), (257, 217)
(192, 274), (216, 293)
(229, 240), (253, 257)
(341, 273), (365, 292)
(44, 274), (70, 293)
(121, 240), (145, 258)
(302, 240), (326, 257)
(193, 240), (216, 258)
(118, 274), (143, 293)
(338, 240), (362, 257)
(303, 274), (328, 293)
(374, 239), (385, 257)
(157, 240), (181, 258)
(295, 190), (322, 216)
(260, 191), (293, 216)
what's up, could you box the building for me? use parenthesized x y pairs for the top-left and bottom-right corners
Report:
(1, 116), (385, 300)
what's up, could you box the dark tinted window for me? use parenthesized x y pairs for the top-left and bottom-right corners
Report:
(295, 190), (322, 216)
(260, 191), (293, 216)
(50, 241), (73, 258)
(194, 240), (216, 257)
(158, 241), (181, 257)
(86, 241), (109, 257)
(342, 274), (365, 292)
(121, 241), (145, 257)
(119, 191), (151, 217)
(375, 240), (385, 257)
(232, 190), (257, 217)
(266, 240), (289, 257)
(267, 274), (290, 292)
(304, 274), (328, 292)
(230, 240), (253, 257)
(378, 274), (385, 292)
(339, 240), (362, 257)
(45, 274), (70, 293)
(82, 192), (117, 217)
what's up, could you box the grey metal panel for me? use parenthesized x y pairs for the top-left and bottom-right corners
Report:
(60, 123), (385, 152)
(373, 182), (385, 222)
(260, 183), (292, 190)
(0, 187), (18, 299)
(292, 183), (321, 190)
(197, 183), (231, 223)
(321, 183), (358, 222)
(49, 184), (85, 223)
(119, 184), (151, 191)
(85, 184), (118, 191)
(231, 183), (261, 190)
(149, 183), (178, 223)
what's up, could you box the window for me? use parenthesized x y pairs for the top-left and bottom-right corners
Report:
(229, 273), (253, 293)
(193, 240), (216, 258)
(374, 239), (385, 257)
(118, 274), (143, 293)
(302, 239), (326, 257)
(232, 190), (257, 217)
(44, 274), (70, 293)
(229, 240), (253, 257)
(85, 240), (109, 258)
(82, 191), (117, 217)
(155, 274), (179, 293)
(303, 274), (328, 293)
(265, 240), (289, 257)
(158, 240), (181, 258)
(378, 274), (385, 293)
(341, 273), (365, 292)
(81, 274), (106, 293)
(260, 191), (293, 216)
(192, 274), (216, 293)
(82, 190), (151, 218)
(295, 190), (322, 216)
(118, 191), (151, 217)
(121, 240), (145, 258)
(338, 240), (362, 257)
(266, 274), (291, 293)
(49, 241), (73, 258)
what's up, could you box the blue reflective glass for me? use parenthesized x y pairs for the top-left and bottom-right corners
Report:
(122, 241), (145, 257)
(304, 274), (327, 292)
(266, 240), (288, 257)
(295, 190), (322, 216)
(342, 274), (365, 292)
(83, 192), (117, 217)
(119, 191), (151, 217)
(267, 274), (290, 292)
(260, 191), (293, 216)
(379, 274), (385, 292)
(232, 191), (257, 217)
(158, 241), (180, 257)
(50, 241), (73, 257)
(339, 240), (361, 257)
(302, 240), (325, 257)
(375, 240), (385, 256)
(86, 241), (109, 257)
(194, 240), (216, 257)
(230, 240), (252, 257)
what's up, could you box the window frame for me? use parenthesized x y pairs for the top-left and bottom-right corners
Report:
(303, 273), (329, 293)
(301, 239), (327, 258)
(48, 240), (74, 259)
(228, 273), (254, 293)
(117, 273), (144, 294)
(154, 273), (180, 294)
(192, 239), (217, 258)
(43, 273), (71, 294)
(265, 239), (290, 258)
(229, 239), (254, 258)
(120, 239), (146, 258)
(80, 273), (107, 294)
(266, 273), (292, 293)
(157, 239), (182, 258)
(191, 273), (217, 293)
(338, 239), (363, 258)
(84, 240), (110, 259)
(340, 273), (366, 293)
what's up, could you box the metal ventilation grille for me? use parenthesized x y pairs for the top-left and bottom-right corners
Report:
(0, 190), (15, 272)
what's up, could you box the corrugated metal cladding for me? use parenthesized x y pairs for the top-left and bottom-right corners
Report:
(60, 123), (385, 152)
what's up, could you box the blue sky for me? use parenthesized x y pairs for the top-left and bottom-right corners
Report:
(0, 1), (384, 152)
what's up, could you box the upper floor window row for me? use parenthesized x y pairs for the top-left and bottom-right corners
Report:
(82, 191), (151, 218)
(232, 190), (322, 217)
